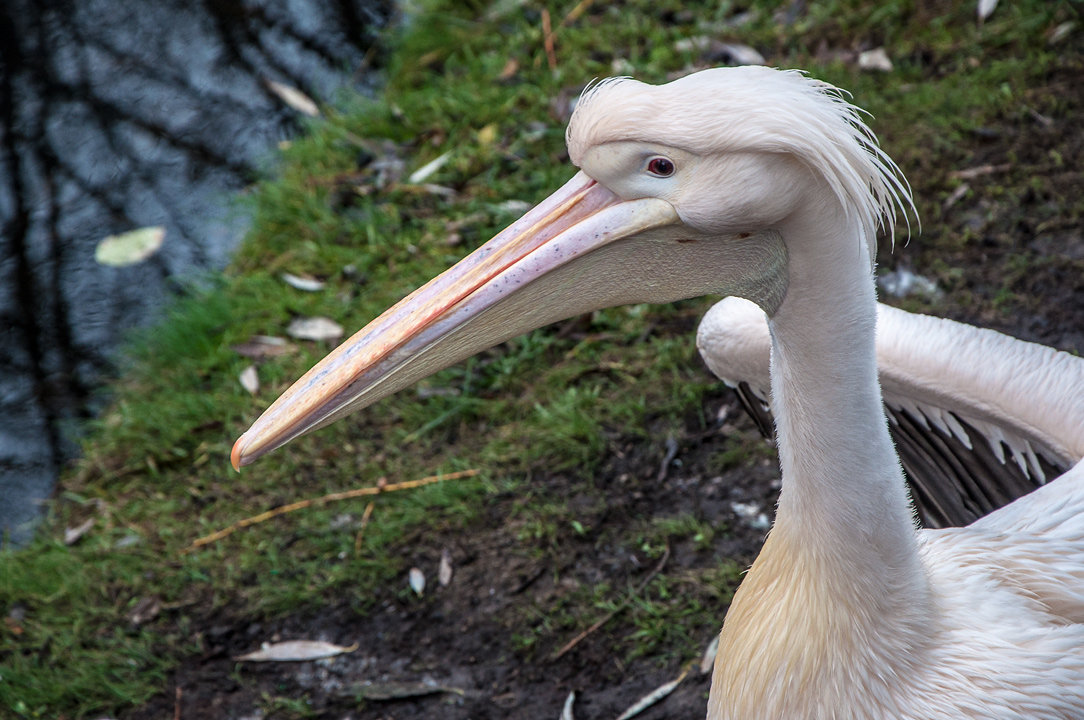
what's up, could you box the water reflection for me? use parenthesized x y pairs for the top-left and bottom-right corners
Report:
(0, 0), (390, 543)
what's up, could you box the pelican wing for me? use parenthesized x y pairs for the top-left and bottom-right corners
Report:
(698, 297), (1084, 528)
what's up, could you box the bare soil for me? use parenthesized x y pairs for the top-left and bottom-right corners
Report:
(130, 384), (778, 720)
(123, 65), (1082, 720)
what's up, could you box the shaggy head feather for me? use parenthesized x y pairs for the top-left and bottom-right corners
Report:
(566, 66), (914, 258)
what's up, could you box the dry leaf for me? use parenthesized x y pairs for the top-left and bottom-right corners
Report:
(615, 666), (689, 720)
(414, 183), (457, 198)
(409, 567), (426, 596)
(700, 634), (720, 674)
(232, 335), (296, 358)
(673, 36), (711, 53)
(234, 640), (358, 662)
(877, 268), (942, 300)
(858, 48), (893, 72)
(977, 0), (998, 22)
(713, 42), (765, 66)
(497, 58), (519, 80)
(239, 365), (259, 395)
(948, 163), (1011, 180)
(477, 124), (498, 147)
(287, 317), (343, 342)
(561, 690), (576, 720)
(64, 517), (95, 545)
(493, 199), (532, 215)
(942, 183), (970, 211)
(1048, 21), (1075, 45)
(731, 501), (770, 530)
(281, 273), (325, 292)
(408, 151), (451, 184)
(265, 79), (319, 117)
(439, 549), (453, 586)
(127, 596), (161, 627)
(95, 226), (165, 267)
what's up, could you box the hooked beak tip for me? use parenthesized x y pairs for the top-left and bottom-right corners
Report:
(231, 436), (246, 472)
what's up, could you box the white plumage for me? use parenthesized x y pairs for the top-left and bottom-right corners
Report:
(234, 66), (1084, 718)
(698, 297), (1084, 525)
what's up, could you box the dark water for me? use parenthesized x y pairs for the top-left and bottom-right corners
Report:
(0, 0), (391, 544)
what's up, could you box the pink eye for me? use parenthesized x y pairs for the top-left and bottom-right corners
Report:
(646, 157), (675, 177)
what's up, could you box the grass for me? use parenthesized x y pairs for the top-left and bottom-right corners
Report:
(2, 0), (1080, 717)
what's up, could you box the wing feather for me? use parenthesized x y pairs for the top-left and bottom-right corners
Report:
(697, 297), (1083, 528)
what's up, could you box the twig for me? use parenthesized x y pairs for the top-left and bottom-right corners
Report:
(551, 545), (670, 660)
(947, 163), (1011, 180)
(560, 0), (596, 27)
(656, 435), (679, 483)
(541, 8), (557, 71)
(184, 469), (479, 553)
(174, 685), (182, 720)
(354, 501), (376, 554)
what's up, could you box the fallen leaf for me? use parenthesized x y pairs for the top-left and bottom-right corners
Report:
(477, 124), (498, 147)
(615, 666), (690, 720)
(561, 690), (576, 720)
(493, 199), (532, 215)
(232, 335), (296, 358)
(942, 183), (970, 211)
(234, 640), (358, 662)
(409, 567), (426, 596)
(977, 0), (998, 22)
(265, 79), (320, 117)
(239, 365), (259, 395)
(114, 533), (141, 549)
(497, 58), (519, 80)
(672, 36), (711, 53)
(1047, 21), (1075, 45)
(95, 226), (165, 267)
(281, 273), (325, 292)
(877, 268), (942, 300)
(408, 151), (452, 184)
(731, 501), (772, 531)
(712, 42), (765, 66)
(700, 634), (720, 674)
(64, 518), (95, 545)
(287, 317), (343, 342)
(438, 549), (453, 586)
(948, 163), (1011, 180)
(858, 47), (893, 72)
(413, 183), (457, 198)
(127, 596), (161, 627)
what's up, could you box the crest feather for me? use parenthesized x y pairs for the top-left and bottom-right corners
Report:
(566, 66), (915, 258)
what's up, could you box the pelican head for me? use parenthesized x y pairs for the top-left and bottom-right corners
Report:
(232, 65), (906, 468)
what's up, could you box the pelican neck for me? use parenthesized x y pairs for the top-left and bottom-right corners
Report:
(766, 208), (925, 584)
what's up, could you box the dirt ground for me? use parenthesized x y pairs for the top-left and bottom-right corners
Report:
(126, 382), (779, 720)
(123, 67), (1082, 720)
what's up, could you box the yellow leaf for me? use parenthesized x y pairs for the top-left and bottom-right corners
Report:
(95, 226), (165, 267)
(477, 123), (498, 147)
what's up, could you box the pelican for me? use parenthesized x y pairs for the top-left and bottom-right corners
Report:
(232, 66), (1084, 718)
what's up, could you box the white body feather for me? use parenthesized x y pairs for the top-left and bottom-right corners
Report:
(698, 297), (1084, 476)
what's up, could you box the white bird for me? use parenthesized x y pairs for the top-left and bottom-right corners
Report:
(232, 66), (1084, 719)
(698, 296), (1083, 527)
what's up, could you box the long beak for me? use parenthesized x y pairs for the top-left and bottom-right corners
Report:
(232, 172), (679, 469)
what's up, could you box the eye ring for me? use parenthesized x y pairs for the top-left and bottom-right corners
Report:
(646, 156), (675, 178)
